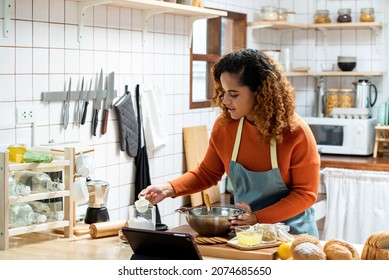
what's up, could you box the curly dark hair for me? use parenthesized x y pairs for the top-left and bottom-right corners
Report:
(211, 48), (298, 142)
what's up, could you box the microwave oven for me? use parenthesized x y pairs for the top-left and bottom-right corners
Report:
(304, 117), (376, 156)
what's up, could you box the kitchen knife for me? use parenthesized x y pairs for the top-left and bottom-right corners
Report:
(74, 76), (84, 126)
(81, 78), (93, 125)
(92, 69), (104, 136)
(101, 71), (115, 135)
(62, 78), (71, 130)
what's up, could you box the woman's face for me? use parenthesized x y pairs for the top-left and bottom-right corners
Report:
(220, 72), (257, 122)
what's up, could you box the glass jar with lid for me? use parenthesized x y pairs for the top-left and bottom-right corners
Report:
(338, 89), (354, 108)
(337, 8), (352, 23)
(360, 8), (375, 22)
(325, 89), (339, 116)
(277, 8), (288, 21)
(314, 10), (331, 24)
(261, 6), (278, 21)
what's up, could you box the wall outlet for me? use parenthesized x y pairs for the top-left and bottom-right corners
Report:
(17, 106), (35, 124)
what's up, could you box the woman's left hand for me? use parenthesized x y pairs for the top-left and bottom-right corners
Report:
(229, 201), (258, 228)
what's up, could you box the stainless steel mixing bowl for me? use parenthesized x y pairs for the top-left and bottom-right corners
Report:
(177, 206), (244, 237)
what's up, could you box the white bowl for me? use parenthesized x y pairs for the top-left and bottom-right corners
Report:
(338, 56), (356, 62)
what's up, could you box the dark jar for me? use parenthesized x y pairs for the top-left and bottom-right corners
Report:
(337, 8), (352, 23)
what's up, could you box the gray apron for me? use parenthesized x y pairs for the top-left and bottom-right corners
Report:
(229, 117), (318, 237)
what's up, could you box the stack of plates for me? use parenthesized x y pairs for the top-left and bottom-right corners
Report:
(377, 100), (389, 125)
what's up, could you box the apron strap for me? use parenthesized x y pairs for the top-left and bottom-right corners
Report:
(231, 117), (278, 169)
(231, 117), (244, 162)
(270, 138), (278, 169)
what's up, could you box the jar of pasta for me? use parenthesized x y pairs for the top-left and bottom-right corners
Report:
(338, 89), (354, 108)
(314, 10), (331, 24)
(360, 8), (375, 22)
(325, 89), (339, 116)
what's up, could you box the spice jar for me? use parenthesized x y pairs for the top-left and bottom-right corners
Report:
(314, 10), (331, 24)
(337, 8), (352, 23)
(325, 89), (339, 116)
(277, 8), (288, 21)
(360, 8), (375, 22)
(261, 6), (278, 21)
(338, 89), (354, 108)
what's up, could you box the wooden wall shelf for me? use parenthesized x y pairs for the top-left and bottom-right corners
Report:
(286, 71), (383, 78)
(74, 0), (227, 44)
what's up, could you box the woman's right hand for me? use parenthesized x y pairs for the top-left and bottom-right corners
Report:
(139, 183), (176, 205)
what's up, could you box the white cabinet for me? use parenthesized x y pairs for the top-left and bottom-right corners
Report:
(0, 148), (75, 250)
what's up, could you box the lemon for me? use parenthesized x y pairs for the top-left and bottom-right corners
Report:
(277, 242), (292, 260)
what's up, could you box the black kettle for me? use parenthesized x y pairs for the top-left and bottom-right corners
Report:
(353, 79), (377, 114)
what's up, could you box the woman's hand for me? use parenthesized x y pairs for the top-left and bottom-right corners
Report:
(229, 201), (258, 229)
(139, 183), (176, 204)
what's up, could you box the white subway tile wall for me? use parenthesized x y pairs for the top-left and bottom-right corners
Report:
(0, 0), (387, 229)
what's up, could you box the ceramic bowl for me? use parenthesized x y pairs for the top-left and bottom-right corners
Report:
(337, 56), (357, 71)
(338, 62), (356, 71)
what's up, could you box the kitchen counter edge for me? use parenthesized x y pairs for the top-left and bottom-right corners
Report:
(320, 154), (389, 172)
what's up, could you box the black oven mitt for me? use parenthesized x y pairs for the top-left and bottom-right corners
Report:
(113, 86), (138, 158)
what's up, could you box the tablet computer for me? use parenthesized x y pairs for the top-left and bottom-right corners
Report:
(122, 227), (203, 260)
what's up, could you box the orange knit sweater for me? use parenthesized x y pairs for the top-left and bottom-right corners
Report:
(170, 114), (320, 224)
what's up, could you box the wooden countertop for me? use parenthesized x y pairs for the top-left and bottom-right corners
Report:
(0, 225), (224, 260)
(0, 229), (133, 260)
(320, 154), (389, 172)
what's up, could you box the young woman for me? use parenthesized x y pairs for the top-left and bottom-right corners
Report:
(140, 48), (320, 236)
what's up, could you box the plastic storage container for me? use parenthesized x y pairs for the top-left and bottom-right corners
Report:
(360, 8), (375, 22)
(314, 10), (331, 23)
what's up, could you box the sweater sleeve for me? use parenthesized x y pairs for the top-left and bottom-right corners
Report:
(169, 118), (228, 197)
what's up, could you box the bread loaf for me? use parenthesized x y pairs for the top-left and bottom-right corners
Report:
(362, 232), (389, 260)
(323, 239), (360, 260)
(291, 235), (326, 260)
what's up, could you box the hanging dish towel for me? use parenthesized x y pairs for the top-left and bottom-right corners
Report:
(141, 84), (168, 151)
(134, 84), (162, 225)
(113, 85), (138, 158)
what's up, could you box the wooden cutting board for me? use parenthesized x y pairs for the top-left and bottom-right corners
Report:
(183, 125), (221, 206)
(170, 225), (279, 260)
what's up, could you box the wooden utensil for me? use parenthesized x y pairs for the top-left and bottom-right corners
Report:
(72, 220), (128, 238)
(204, 193), (211, 212)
